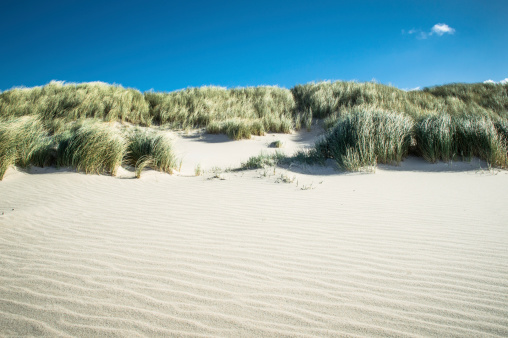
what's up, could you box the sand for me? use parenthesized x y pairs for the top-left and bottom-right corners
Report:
(1, 129), (508, 337)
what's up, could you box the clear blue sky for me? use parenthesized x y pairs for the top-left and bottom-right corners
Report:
(1, 0), (507, 92)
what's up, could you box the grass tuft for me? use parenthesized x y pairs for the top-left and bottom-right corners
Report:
(316, 110), (413, 171)
(414, 115), (455, 162)
(126, 128), (177, 177)
(0, 116), (54, 179)
(241, 151), (287, 169)
(454, 116), (507, 167)
(58, 120), (126, 175)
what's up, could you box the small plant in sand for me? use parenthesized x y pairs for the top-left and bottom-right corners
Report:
(208, 166), (226, 180)
(275, 172), (296, 184)
(241, 151), (287, 169)
(270, 140), (283, 148)
(194, 164), (202, 176)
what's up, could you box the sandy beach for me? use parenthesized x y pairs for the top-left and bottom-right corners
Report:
(1, 129), (507, 337)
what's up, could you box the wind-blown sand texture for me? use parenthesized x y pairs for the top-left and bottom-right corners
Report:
(1, 129), (508, 337)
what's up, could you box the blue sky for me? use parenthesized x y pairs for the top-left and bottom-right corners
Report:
(1, 0), (507, 92)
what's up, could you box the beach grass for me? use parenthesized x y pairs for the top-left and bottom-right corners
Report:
(414, 114), (455, 162)
(0, 116), (54, 180)
(57, 120), (126, 176)
(145, 86), (295, 138)
(0, 81), (151, 125)
(315, 110), (413, 171)
(241, 151), (287, 169)
(126, 128), (177, 177)
(1, 80), (508, 175)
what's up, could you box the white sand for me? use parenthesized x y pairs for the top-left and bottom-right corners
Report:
(1, 130), (508, 337)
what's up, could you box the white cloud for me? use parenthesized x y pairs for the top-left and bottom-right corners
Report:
(404, 23), (455, 39)
(431, 23), (455, 36)
(484, 78), (508, 84)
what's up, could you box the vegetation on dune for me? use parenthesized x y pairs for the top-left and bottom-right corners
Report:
(315, 110), (414, 171)
(423, 82), (508, 114)
(1, 80), (508, 176)
(292, 81), (508, 129)
(453, 116), (507, 167)
(57, 120), (126, 176)
(292, 81), (443, 120)
(126, 128), (177, 178)
(414, 114), (508, 167)
(414, 115), (455, 163)
(0, 116), (54, 179)
(241, 152), (287, 169)
(145, 86), (295, 135)
(0, 81), (151, 125)
(206, 119), (266, 140)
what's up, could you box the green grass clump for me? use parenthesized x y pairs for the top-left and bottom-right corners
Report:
(58, 121), (126, 175)
(206, 119), (265, 140)
(0, 81), (151, 125)
(454, 116), (507, 167)
(126, 128), (177, 178)
(414, 115), (455, 162)
(494, 118), (508, 144)
(241, 151), (287, 169)
(414, 115), (508, 167)
(0, 116), (54, 180)
(270, 140), (283, 148)
(316, 110), (413, 171)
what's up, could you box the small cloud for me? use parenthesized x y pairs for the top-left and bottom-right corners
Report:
(405, 28), (428, 39)
(431, 23), (455, 36)
(401, 86), (421, 92)
(501, 78), (508, 84)
(404, 23), (455, 39)
(484, 80), (495, 84)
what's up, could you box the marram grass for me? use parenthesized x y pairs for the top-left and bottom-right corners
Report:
(414, 115), (455, 162)
(0, 81), (151, 124)
(454, 116), (507, 167)
(414, 114), (508, 167)
(316, 110), (414, 171)
(2, 80), (508, 140)
(1, 80), (508, 175)
(145, 86), (295, 137)
(126, 128), (177, 178)
(0, 116), (54, 180)
(292, 81), (508, 123)
(57, 120), (126, 175)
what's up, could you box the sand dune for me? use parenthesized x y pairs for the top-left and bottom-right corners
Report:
(1, 130), (508, 337)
